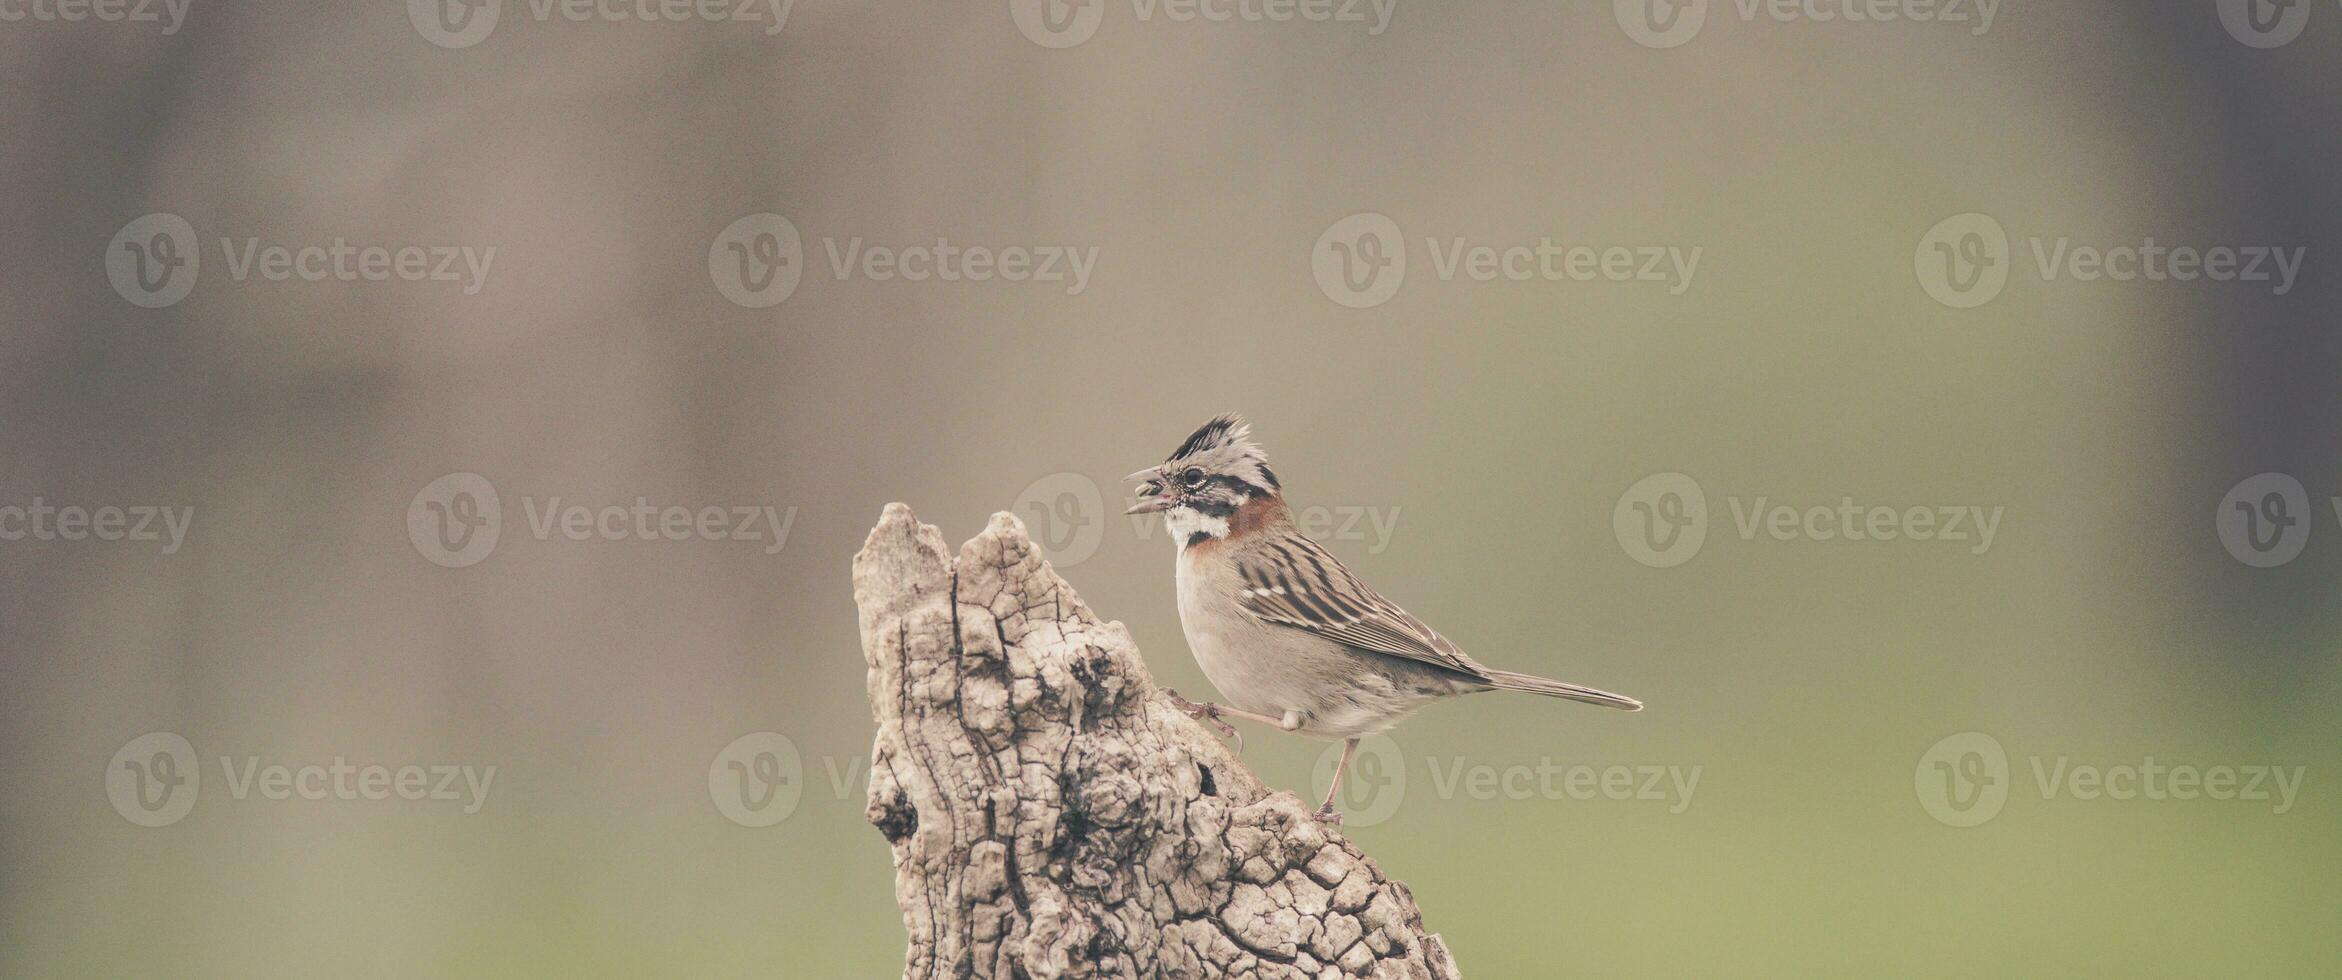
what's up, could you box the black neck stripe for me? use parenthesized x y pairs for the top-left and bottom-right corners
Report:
(1208, 474), (1270, 498)
(1187, 497), (1237, 519)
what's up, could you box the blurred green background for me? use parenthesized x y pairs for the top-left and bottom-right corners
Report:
(5, 1), (2340, 976)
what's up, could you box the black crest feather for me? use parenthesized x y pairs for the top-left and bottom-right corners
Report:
(1160, 414), (1279, 493)
(1167, 414), (1245, 463)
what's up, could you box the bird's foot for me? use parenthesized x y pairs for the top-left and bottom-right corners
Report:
(1313, 802), (1344, 826)
(1163, 689), (1242, 752)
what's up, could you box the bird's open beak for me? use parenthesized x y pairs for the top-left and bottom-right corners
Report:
(1124, 467), (1174, 514)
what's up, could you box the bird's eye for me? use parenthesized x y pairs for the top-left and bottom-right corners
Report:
(1180, 467), (1206, 487)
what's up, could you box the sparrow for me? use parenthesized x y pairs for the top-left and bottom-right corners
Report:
(1126, 414), (1641, 823)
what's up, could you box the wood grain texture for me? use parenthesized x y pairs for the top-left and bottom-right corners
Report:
(854, 504), (1462, 979)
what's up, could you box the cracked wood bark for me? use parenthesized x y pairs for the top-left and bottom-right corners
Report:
(855, 504), (1463, 979)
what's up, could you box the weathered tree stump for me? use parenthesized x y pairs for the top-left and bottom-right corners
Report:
(854, 504), (1462, 979)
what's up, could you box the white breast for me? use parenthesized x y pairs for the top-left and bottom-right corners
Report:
(1174, 545), (1285, 719)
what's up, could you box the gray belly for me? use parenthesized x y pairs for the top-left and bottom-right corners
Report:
(1176, 565), (1471, 738)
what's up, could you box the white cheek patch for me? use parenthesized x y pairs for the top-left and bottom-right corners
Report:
(1164, 506), (1229, 545)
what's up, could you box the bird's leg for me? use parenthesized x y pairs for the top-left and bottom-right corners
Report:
(1161, 689), (1286, 727)
(1162, 689), (1288, 755)
(1162, 688), (1238, 740)
(1315, 738), (1359, 825)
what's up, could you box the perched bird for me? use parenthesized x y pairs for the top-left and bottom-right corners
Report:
(1126, 414), (1641, 823)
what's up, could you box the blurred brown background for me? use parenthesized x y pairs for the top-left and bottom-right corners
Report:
(4, 1), (2340, 976)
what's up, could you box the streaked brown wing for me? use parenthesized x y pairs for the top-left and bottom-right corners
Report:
(1233, 532), (1491, 680)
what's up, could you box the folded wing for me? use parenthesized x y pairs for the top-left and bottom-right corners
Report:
(1233, 534), (1494, 681)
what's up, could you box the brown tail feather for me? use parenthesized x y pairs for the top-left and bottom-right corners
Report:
(1483, 670), (1643, 711)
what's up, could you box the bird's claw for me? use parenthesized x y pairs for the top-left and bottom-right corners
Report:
(1312, 802), (1344, 826)
(1164, 689), (1242, 753)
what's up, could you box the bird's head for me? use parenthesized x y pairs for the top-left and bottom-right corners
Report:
(1125, 414), (1281, 547)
